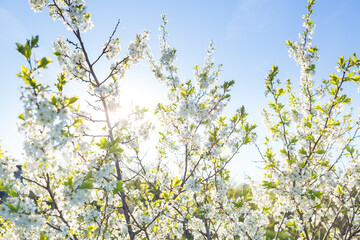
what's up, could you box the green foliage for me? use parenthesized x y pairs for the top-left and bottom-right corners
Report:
(16, 35), (38, 60)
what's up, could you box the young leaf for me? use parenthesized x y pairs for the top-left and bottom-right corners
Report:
(67, 96), (79, 106)
(79, 180), (93, 189)
(37, 57), (52, 69)
(18, 114), (25, 121)
(113, 180), (124, 194)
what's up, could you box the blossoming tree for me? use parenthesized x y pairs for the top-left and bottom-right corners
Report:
(261, 1), (360, 239)
(0, 0), (359, 240)
(0, 0), (263, 239)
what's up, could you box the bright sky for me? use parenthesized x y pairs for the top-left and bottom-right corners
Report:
(0, 1), (359, 183)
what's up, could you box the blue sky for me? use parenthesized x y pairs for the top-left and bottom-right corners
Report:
(0, 1), (359, 182)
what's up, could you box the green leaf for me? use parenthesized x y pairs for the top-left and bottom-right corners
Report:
(37, 57), (52, 69)
(263, 206), (270, 213)
(40, 231), (48, 240)
(97, 137), (108, 149)
(73, 118), (83, 126)
(304, 122), (312, 128)
(172, 176), (182, 188)
(16, 43), (25, 56)
(243, 135), (251, 144)
(30, 36), (39, 48)
(332, 121), (340, 126)
(113, 180), (124, 194)
(290, 137), (298, 144)
(313, 104), (323, 112)
(29, 78), (37, 88)
(162, 192), (170, 201)
(343, 97), (352, 104)
(0, 181), (8, 192)
(278, 88), (285, 96)
(346, 145), (354, 154)
(314, 191), (323, 199)
(24, 42), (32, 60)
(233, 199), (244, 208)
(329, 87), (336, 95)
(338, 56), (344, 68)
(8, 200), (20, 213)
(56, 72), (67, 92)
(51, 95), (57, 106)
(18, 114), (25, 121)
(64, 175), (74, 189)
(308, 189), (323, 201)
(286, 221), (295, 227)
(352, 75), (360, 84)
(67, 96), (79, 106)
(299, 148), (307, 155)
(280, 148), (287, 155)
(271, 65), (278, 73)
(79, 180), (93, 189)
(316, 149), (325, 155)
(7, 203), (17, 213)
(21, 65), (29, 74)
(306, 134), (315, 142)
(310, 170), (318, 180)
(8, 189), (18, 197)
(336, 184), (343, 196)
(85, 171), (93, 180)
(18, 65), (31, 85)
(109, 144), (123, 154)
(16, 37), (38, 60)
(262, 180), (277, 189)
